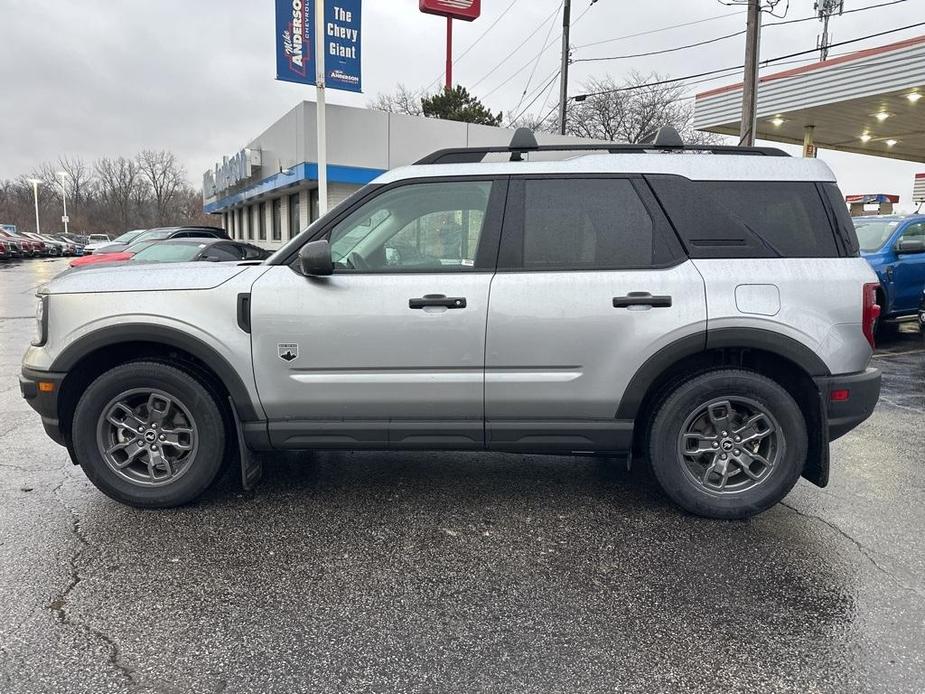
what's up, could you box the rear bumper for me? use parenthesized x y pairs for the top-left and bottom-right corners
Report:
(20, 367), (68, 446)
(815, 367), (881, 441)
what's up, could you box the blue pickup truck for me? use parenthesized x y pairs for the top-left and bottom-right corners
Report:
(855, 214), (925, 330)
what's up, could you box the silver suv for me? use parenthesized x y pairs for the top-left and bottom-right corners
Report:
(20, 129), (881, 519)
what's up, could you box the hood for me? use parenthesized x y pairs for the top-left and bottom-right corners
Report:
(45, 261), (251, 295)
(88, 242), (126, 253)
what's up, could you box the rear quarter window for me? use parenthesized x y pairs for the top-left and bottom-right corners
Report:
(647, 176), (843, 258)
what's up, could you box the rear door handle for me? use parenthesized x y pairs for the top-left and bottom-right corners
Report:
(613, 292), (672, 308)
(409, 294), (467, 309)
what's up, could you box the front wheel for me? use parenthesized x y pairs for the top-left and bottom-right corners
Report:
(647, 369), (807, 519)
(72, 361), (227, 508)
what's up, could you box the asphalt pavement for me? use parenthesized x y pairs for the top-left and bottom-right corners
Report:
(1, 257), (923, 694)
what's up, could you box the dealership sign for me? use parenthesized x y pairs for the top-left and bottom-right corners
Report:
(203, 149), (262, 198)
(419, 0), (480, 21)
(915, 173), (925, 203)
(275, 0), (362, 93)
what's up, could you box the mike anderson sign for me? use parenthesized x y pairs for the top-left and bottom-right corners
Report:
(275, 0), (362, 93)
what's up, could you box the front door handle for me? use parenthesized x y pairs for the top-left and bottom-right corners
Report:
(409, 294), (467, 309)
(613, 292), (672, 309)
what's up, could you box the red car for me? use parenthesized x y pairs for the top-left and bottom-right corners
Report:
(69, 239), (159, 268)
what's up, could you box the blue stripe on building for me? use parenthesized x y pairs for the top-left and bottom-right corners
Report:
(204, 162), (385, 214)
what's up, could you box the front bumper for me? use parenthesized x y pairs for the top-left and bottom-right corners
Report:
(20, 367), (68, 446)
(815, 367), (881, 441)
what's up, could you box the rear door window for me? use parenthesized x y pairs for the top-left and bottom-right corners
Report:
(499, 177), (681, 270)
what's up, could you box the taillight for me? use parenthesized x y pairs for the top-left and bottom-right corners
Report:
(862, 282), (880, 349)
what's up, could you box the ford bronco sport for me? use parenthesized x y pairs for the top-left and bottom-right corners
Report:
(20, 128), (881, 519)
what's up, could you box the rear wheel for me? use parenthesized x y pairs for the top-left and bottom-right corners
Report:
(72, 361), (227, 508)
(647, 369), (807, 519)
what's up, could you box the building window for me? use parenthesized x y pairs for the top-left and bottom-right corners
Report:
(258, 202), (267, 240)
(228, 210), (235, 239)
(310, 189), (320, 223)
(272, 198), (282, 241)
(238, 208), (245, 240)
(288, 193), (300, 238)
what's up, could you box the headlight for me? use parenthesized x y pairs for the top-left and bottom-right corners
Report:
(32, 294), (48, 346)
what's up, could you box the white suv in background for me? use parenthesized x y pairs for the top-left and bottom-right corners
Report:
(21, 128), (881, 519)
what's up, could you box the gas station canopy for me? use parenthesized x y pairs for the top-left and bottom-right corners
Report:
(693, 35), (925, 163)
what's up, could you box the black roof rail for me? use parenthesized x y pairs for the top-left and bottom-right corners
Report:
(414, 126), (789, 165)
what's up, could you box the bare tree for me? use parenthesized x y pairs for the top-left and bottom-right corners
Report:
(95, 156), (142, 230)
(137, 150), (186, 226)
(517, 72), (721, 144)
(368, 84), (425, 116)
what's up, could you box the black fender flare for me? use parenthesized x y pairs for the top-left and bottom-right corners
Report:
(616, 327), (830, 420)
(50, 323), (261, 422)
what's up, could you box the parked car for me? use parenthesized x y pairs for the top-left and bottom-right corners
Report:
(21, 232), (64, 257)
(88, 226), (228, 255)
(0, 228), (41, 256)
(0, 229), (24, 256)
(0, 239), (9, 259)
(20, 128), (880, 519)
(918, 290), (925, 330)
(84, 229), (147, 255)
(71, 238), (269, 269)
(855, 214), (925, 330)
(54, 234), (85, 255)
(88, 233), (111, 244)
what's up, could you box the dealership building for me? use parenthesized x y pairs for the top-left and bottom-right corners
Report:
(203, 102), (582, 249)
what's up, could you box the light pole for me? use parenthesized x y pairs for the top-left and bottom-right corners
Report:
(55, 171), (69, 235)
(26, 178), (42, 235)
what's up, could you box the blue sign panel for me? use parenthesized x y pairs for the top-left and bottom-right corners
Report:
(275, 0), (362, 93)
(276, 0), (314, 85)
(324, 0), (362, 92)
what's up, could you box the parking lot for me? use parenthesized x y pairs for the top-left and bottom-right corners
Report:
(1, 257), (924, 693)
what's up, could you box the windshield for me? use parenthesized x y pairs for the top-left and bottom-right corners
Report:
(132, 242), (204, 263)
(111, 229), (146, 244)
(853, 220), (900, 252)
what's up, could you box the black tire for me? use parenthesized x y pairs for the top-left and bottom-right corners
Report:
(647, 369), (807, 520)
(72, 361), (227, 508)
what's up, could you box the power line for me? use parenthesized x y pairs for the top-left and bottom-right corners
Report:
(573, 20), (925, 99)
(574, 30), (746, 63)
(575, 10), (746, 49)
(473, 1), (596, 94)
(470, 4), (563, 89)
(573, 0), (914, 64)
(511, 1), (563, 116)
(510, 71), (562, 124)
(426, 0), (525, 89)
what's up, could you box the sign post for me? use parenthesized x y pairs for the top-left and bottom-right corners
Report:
(276, 0), (362, 218)
(419, 0), (481, 90)
(314, 0), (328, 215)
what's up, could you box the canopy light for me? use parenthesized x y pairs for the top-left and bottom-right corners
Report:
(770, 117), (786, 127)
(859, 133), (872, 142)
(907, 92), (922, 103)
(886, 139), (898, 147)
(872, 112), (891, 122)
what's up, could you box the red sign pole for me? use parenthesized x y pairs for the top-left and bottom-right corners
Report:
(445, 16), (453, 90)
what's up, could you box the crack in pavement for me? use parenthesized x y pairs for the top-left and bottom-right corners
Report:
(47, 476), (139, 690)
(780, 501), (925, 600)
(876, 395), (925, 416)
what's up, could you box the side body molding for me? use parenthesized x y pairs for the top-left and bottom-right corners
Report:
(50, 323), (263, 422)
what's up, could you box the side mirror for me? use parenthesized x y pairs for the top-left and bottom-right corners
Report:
(895, 238), (925, 254)
(298, 239), (334, 276)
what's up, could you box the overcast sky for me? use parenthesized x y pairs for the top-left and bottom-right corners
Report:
(1, 0), (923, 210)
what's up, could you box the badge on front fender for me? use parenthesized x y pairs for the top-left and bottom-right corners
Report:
(278, 343), (299, 362)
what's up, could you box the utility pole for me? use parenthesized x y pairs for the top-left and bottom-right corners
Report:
(558, 0), (572, 135)
(739, 0), (762, 146)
